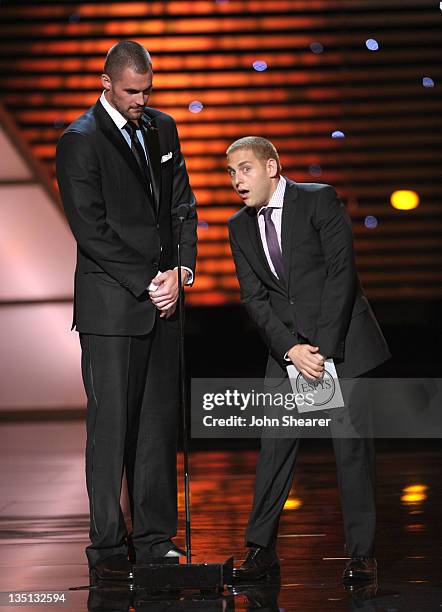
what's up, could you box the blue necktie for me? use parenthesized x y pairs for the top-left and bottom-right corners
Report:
(261, 206), (285, 282)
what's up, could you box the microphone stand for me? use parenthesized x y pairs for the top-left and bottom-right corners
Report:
(177, 212), (192, 564)
(131, 206), (233, 594)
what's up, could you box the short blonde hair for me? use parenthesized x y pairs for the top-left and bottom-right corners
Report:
(226, 136), (281, 173)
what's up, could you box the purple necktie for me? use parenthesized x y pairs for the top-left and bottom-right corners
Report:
(261, 206), (285, 282)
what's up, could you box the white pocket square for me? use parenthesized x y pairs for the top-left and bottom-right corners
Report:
(161, 152), (172, 163)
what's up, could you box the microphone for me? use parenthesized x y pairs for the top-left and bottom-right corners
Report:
(140, 114), (157, 132)
(177, 203), (191, 223)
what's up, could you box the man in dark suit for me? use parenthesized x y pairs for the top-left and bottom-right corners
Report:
(56, 41), (197, 581)
(226, 137), (390, 583)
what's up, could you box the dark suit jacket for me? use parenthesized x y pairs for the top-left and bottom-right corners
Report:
(228, 179), (391, 379)
(56, 99), (197, 336)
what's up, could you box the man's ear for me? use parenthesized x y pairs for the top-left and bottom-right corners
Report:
(267, 158), (279, 179)
(101, 73), (111, 92)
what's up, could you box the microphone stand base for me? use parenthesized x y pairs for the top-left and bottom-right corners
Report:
(132, 556), (233, 593)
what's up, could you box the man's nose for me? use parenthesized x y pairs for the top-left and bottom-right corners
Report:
(135, 92), (145, 106)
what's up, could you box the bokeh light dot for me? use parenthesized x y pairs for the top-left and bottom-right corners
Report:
(310, 42), (324, 54)
(189, 100), (204, 113)
(366, 38), (379, 51)
(390, 190), (420, 210)
(422, 76), (435, 88)
(331, 130), (345, 139)
(364, 215), (378, 229)
(253, 60), (268, 72)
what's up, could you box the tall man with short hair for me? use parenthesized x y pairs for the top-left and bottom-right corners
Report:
(56, 41), (197, 580)
(227, 136), (390, 582)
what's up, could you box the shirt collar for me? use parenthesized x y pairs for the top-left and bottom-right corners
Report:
(258, 176), (287, 214)
(99, 91), (128, 130)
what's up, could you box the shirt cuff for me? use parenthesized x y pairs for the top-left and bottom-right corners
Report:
(174, 266), (194, 285)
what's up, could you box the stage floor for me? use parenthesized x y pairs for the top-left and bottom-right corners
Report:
(0, 420), (441, 610)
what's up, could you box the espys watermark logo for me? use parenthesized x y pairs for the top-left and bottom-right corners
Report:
(295, 369), (336, 407)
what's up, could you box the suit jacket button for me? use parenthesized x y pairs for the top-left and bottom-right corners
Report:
(289, 299), (295, 305)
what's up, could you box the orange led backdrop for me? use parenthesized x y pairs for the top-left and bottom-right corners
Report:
(0, 1), (441, 303)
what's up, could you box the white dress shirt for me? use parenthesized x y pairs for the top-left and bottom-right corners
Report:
(100, 91), (149, 157)
(99, 92), (193, 286)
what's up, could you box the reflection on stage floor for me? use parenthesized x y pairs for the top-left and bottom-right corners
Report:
(0, 421), (441, 610)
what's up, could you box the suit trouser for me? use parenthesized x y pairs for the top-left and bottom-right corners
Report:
(79, 316), (180, 567)
(245, 376), (376, 557)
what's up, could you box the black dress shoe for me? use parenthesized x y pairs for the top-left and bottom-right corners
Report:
(233, 547), (280, 581)
(90, 554), (134, 582)
(343, 557), (377, 582)
(148, 539), (186, 558)
(135, 540), (186, 564)
(164, 542), (186, 557)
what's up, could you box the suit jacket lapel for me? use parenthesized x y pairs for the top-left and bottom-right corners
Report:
(281, 179), (299, 287)
(140, 113), (161, 215)
(93, 102), (145, 187)
(93, 102), (156, 215)
(246, 210), (268, 271)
